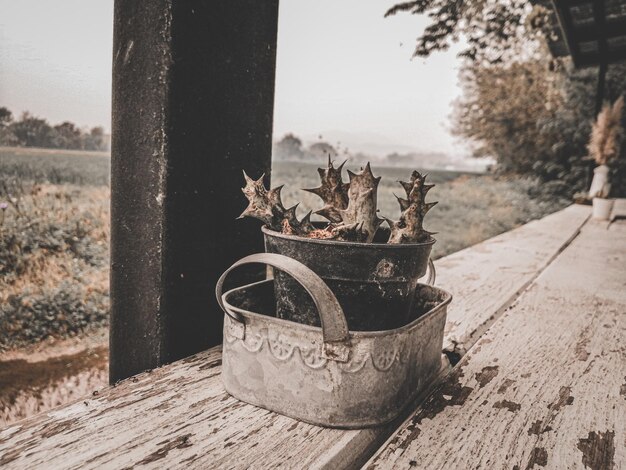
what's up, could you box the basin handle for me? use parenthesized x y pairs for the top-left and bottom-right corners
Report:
(424, 258), (436, 286)
(215, 253), (351, 361)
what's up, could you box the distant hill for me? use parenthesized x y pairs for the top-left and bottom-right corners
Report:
(273, 131), (492, 173)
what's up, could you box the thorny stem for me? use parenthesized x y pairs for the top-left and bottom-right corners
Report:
(238, 159), (436, 243)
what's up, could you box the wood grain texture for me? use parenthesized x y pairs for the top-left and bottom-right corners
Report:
(612, 198), (626, 220)
(0, 347), (448, 470)
(440, 203), (589, 358)
(367, 219), (626, 469)
(0, 204), (592, 469)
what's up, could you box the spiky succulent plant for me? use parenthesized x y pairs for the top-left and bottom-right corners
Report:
(239, 159), (436, 244)
(303, 156), (349, 223)
(386, 171), (437, 243)
(238, 171), (314, 236)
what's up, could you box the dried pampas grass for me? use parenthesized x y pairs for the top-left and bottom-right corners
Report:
(588, 96), (624, 165)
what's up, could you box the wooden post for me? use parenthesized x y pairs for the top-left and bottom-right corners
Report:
(110, 0), (279, 382)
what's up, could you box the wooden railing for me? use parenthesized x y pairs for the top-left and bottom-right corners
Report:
(6, 202), (625, 469)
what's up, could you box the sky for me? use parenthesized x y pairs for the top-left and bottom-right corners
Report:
(0, 1), (468, 157)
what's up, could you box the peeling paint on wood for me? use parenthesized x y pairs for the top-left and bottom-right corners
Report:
(493, 399), (521, 412)
(475, 365), (499, 388)
(497, 378), (516, 394)
(525, 447), (548, 468)
(441, 204), (590, 359)
(366, 219), (626, 469)
(549, 386), (574, 412)
(577, 431), (615, 470)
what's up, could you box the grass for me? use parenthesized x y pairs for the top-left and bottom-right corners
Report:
(0, 146), (110, 186)
(0, 147), (110, 350)
(0, 180), (110, 350)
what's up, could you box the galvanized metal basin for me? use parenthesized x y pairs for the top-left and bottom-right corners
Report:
(263, 226), (435, 331)
(216, 253), (451, 429)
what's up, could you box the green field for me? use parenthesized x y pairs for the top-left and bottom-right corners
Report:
(0, 146), (110, 186)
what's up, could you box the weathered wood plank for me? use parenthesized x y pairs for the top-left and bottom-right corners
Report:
(612, 197), (626, 220)
(0, 347), (448, 470)
(366, 219), (626, 469)
(0, 205), (590, 469)
(440, 203), (589, 359)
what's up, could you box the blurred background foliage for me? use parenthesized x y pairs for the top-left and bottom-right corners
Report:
(388, 0), (626, 197)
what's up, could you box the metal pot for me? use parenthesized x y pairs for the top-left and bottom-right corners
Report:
(216, 253), (451, 428)
(592, 197), (614, 220)
(263, 226), (435, 331)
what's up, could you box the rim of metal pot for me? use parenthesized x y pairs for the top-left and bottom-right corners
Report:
(216, 253), (354, 361)
(261, 225), (436, 249)
(222, 279), (452, 339)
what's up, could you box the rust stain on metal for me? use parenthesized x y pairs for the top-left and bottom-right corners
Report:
(474, 365), (499, 388)
(493, 400), (521, 412)
(577, 431), (615, 470)
(525, 447), (548, 468)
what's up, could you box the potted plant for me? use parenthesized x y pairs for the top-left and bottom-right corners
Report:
(592, 187), (614, 220)
(238, 158), (437, 331)
(588, 96), (624, 220)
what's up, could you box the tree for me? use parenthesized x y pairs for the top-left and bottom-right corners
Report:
(385, 0), (548, 64)
(82, 126), (107, 151)
(0, 107), (109, 151)
(387, 0), (626, 195)
(453, 48), (626, 194)
(308, 142), (338, 160)
(0, 107), (12, 128)
(273, 133), (304, 160)
(53, 121), (83, 149)
(10, 112), (56, 148)
(0, 107), (18, 146)
(453, 53), (563, 173)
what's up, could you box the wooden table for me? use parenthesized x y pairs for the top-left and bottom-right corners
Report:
(4, 203), (623, 469)
(367, 206), (626, 469)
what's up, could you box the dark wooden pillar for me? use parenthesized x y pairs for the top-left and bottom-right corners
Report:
(110, 0), (279, 382)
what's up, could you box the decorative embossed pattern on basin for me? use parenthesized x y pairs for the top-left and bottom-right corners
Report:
(220, 279), (451, 429)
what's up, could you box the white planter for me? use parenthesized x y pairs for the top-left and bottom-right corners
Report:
(592, 197), (614, 220)
(589, 165), (611, 198)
